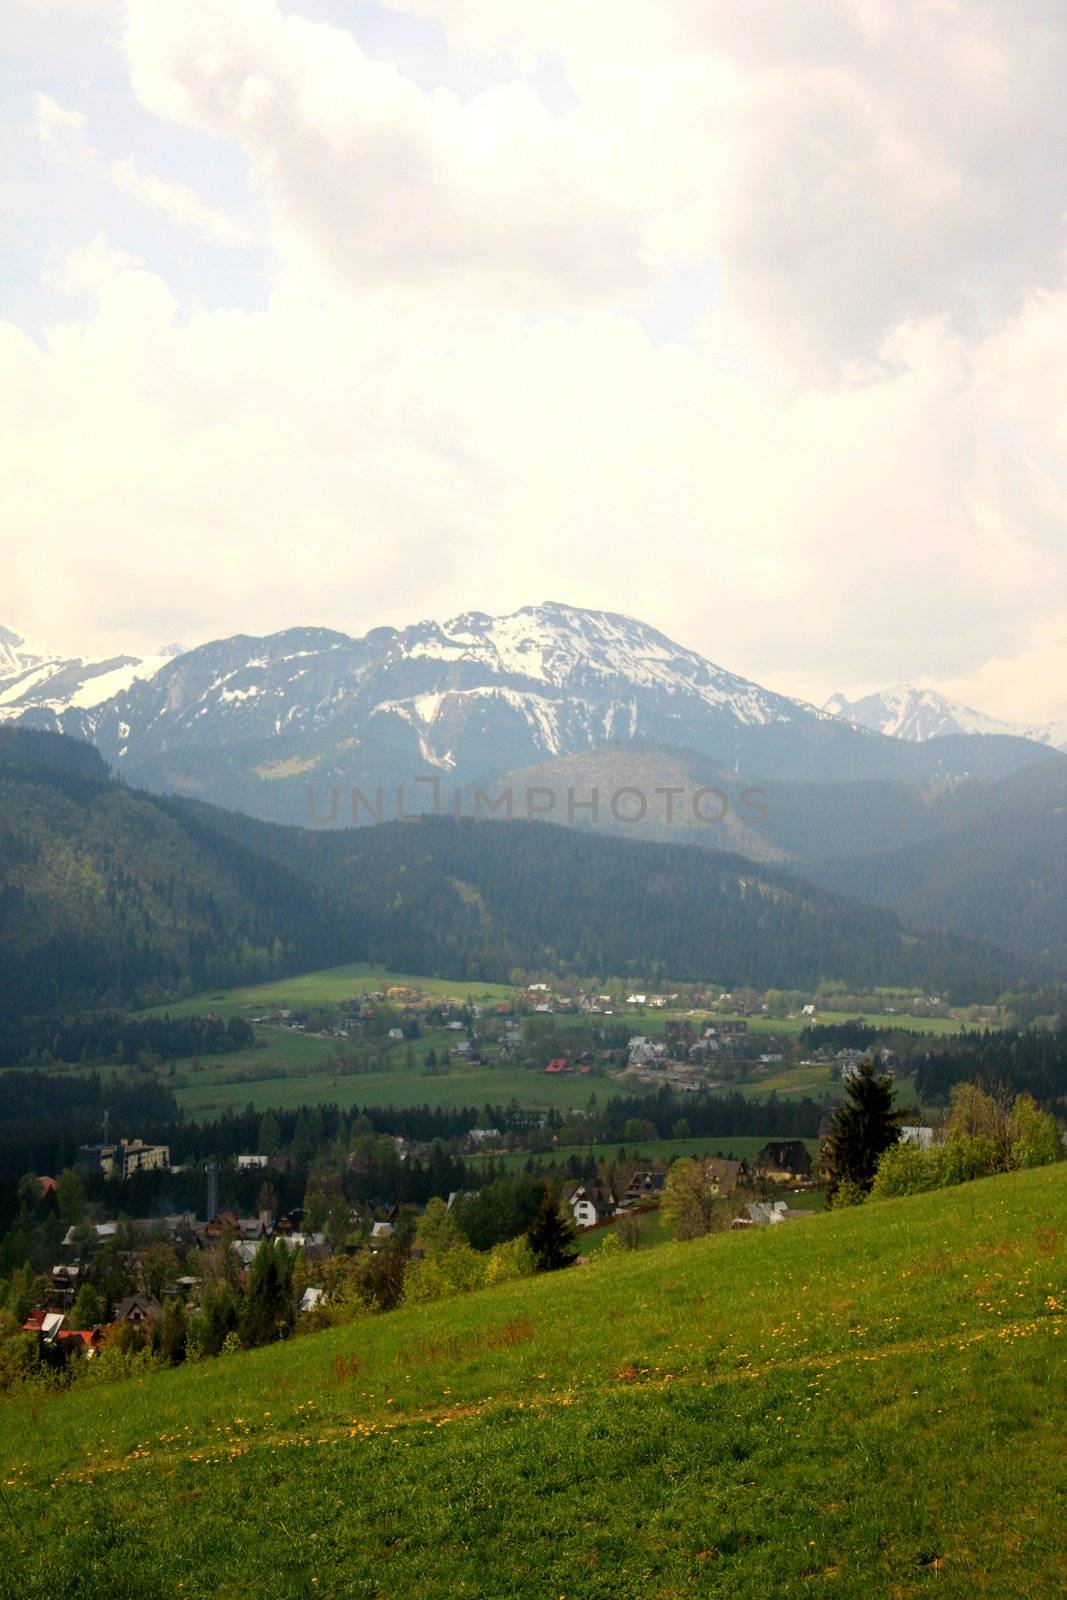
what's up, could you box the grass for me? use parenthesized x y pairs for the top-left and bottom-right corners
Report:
(116, 965), (962, 1120)
(175, 1059), (606, 1117)
(1, 1165), (1062, 1598)
(138, 963), (518, 1021)
(468, 1135), (823, 1174)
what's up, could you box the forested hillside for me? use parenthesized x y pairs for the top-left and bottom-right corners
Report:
(0, 730), (356, 1020)
(806, 767), (1067, 962)
(0, 731), (1028, 1019)
(183, 797), (1022, 1000)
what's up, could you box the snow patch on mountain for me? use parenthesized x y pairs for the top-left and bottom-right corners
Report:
(825, 684), (1067, 751)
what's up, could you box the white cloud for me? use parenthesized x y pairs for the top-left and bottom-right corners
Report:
(32, 91), (252, 246)
(3, 0), (1067, 725)
(120, 0), (650, 308)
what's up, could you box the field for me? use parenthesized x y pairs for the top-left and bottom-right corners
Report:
(127, 963), (957, 1119)
(140, 963), (518, 1020)
(176, 1058), (604, 1117)
(468, 1135), (823, 1173)
(1, 1165), (1063, 1598)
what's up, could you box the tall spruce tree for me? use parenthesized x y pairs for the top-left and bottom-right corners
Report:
(825, 1054), (905, 1203)
(526, 1185), (578, 1272)
(242, 1240), (295, 1347)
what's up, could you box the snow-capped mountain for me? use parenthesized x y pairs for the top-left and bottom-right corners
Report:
(2, 606), (1059, 822)
(825, 684), (1067, 752)
(0, 625), (170, 722)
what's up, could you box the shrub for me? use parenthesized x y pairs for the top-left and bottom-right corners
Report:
(871, 1142), (943, 1199)
(484, 1236), (536, 1285)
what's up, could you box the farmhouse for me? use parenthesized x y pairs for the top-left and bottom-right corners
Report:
(566, 1183), (617, 1229)
(114, 1295), (162, 1326)
(625, 1170), (667, 1201)
(752, 1140), (812, 1180)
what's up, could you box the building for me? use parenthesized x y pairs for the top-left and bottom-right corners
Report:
(566, 1183), (616, 1229)
(752, 1140), (812, 1180)
(113, 1296), (162, 1326)
(77, 1140), (170, 1179)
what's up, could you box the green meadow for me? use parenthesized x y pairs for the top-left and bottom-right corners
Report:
(1, 1165), (1063, 1598)
(126, 963), (956, 1119)
(467, 1135), (823, 1174)
(140, 962), (518, 1020)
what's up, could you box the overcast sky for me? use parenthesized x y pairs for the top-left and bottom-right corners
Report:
(3, 0), (1067, 718)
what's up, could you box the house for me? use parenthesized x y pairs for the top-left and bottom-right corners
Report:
(61, 1220), (119, 1252)
(369, 1221), (395, 1247)
(236, 1154), (269, 1170)
(626, 994), (647, 1006)
(702, 1158), (744, 1197)
(50, 1264), (82, 1306)
(752, 1140), (812, 1180)
(567, 1183), (616, 1229)
(113, 1295), (162, 1326)
(625, 1170), (667, 1201)
(801, 1004), (817, 1017)
(22, 1309), (66, 1345)
(732, 1201), (787, 1228)
(468, 1128), (501, 1145)
(199, 1210), (242, 1242)
(545, 1058), (570, 1074)
(901, 1126), (936, 1150)
(387, 1027), (404, 1041)
(299, 1286), (326, 1314)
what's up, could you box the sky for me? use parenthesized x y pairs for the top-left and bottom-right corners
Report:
(2, 0), (1067, 720)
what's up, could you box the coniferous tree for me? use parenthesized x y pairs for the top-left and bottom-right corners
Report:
(825, 1054), (905, 1203)
(526, 1185), (577, 1272)
(242, 1240), (295, 1348)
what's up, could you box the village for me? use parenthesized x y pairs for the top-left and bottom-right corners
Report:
(13, 1127), (827, 1371)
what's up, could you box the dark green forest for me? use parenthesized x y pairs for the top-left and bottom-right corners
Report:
(0, 730), (1028, 1029)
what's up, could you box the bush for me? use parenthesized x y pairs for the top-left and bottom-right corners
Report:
(871, 1143), (943, 1199)
(484, 1236), (536, 1285)
(403, 1242), (486, 1305)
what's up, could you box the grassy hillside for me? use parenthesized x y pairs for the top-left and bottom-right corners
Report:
(2, 1166), (1063, 1598)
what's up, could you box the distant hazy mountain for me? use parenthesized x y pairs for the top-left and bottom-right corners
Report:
(805, 759), (1067, 964)
(825, 683), (1067, 751)
(2, 605), (1058, 825)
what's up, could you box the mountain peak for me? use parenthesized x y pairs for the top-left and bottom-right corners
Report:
(0, 626), (63, 680)
(824, 683), (1057, 745)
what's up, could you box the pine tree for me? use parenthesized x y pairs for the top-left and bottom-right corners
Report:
(242, 1240), (295, 1347)
(825, 1055), (905, 1203)
(526, 1185), (578, 1272)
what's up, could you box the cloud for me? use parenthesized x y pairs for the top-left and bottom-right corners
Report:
(120, 0), (651, 308)
(3, 0), (1067, 725)
(32, 91), (252, 246)
(386, 0), (1067, 372)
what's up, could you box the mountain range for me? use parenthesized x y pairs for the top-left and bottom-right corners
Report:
(1, 606), (1060, 815)
(3, 606), (1067, 966)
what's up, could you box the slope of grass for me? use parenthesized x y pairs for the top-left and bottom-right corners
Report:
(1, 1166), (1063, 1598)
(138, 962), (518, 1020)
